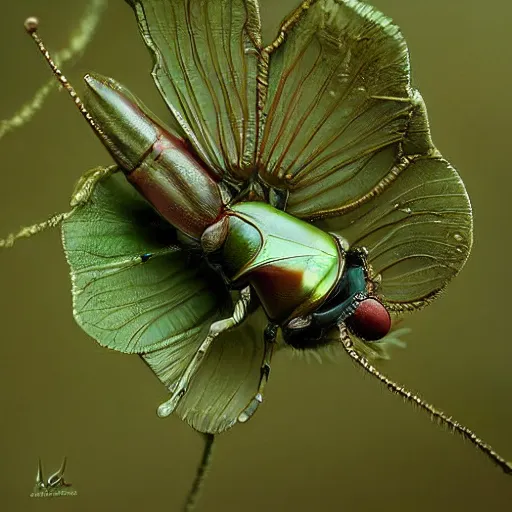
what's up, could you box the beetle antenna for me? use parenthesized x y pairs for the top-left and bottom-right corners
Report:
(0, 211), (72, 249)
(183, 433), (215, 512)
(0, 165), (117, 249)
(338, 323), (512, 475)
(0, 0), (106, 142)
(24, 17), (112, 149)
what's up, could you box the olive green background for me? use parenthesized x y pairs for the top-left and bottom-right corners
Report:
(0, 1), (510, 511)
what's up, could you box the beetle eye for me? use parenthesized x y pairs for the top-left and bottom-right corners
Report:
(346, 297), (391, 341)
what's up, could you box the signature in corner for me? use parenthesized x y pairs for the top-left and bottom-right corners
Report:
(30, 457), (77, 498)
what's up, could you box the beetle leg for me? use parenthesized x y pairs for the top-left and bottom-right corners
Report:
(69, 164), (118, 207)
(157, 286), (252, 418)
(268, 187), (288, 210)
(0, 210), (71, 248)
(238, 322), (278, 423)
(338, 323), (512, 475)
(369, 95), (412, 103)
(0, 165), (117, 249)
(0, 0), (106, 142)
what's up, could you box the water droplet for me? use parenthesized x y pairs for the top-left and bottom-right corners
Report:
(453, 233), (464, 242)
(400, 207), (412, 215)
(329, 90), (336, 98)
(238, 411), (250, 423)
(394, 203), (400, 209)
(157, 403), (172, 418)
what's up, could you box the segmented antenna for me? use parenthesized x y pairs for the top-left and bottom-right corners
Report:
(338, 324), (512, 476)
(24, 17), (111, 148)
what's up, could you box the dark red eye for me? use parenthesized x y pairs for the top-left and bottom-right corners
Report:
(346, 298), (391, 341)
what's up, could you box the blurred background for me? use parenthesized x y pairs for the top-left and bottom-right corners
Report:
(0, 1), (511, 510)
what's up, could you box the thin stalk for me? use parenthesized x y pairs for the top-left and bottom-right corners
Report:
(183, 433), (215, 512)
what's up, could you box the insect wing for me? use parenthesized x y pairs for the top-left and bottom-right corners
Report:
(317, 93), (473, 308)
(61, 173), (231, 353)
(143, 309), (267, 434)
(126, 0), (263, 181)
(258, 0), (412, 218)
(259, 0), (472, 308)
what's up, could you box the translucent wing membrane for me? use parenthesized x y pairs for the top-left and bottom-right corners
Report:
(62, 174), (231, 353)
(258, 0), (412, 218)
(62, 175), (269, 433)
(143, 309), (267, 433)
(322, 157), (472, 306)
(318, 323), (408, 361)
(316, 93), (473, 307)
(126, 0), (263, 181)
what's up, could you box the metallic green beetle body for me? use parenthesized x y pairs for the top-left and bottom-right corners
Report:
(83, 73), (347, 326)
(217, 202), (344, 323)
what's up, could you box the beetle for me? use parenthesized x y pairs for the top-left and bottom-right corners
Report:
(1, 0), (510, 506)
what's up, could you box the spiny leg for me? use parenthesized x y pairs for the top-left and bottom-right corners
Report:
(69, 164), (118, 206)
(0, 165), (117, 249)
(238, 323), (278, 423)
(338, 323), (512, 475)
(157, 287), (252, 418)
(0, 211), (71, 249)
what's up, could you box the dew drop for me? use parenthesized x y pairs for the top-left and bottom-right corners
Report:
(238, 411), (250, 423)
(329, 90), (336, 98)
(400, 207), (412, 214)
(453, 233), (464, 242)
(157, 402), (172, 418)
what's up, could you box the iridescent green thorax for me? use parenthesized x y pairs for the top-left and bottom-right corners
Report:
(216, 202), (344, 323)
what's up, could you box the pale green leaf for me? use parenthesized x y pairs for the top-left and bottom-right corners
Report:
(259, 0), (412, 217)
(316, 155), (472, 306)
(126, 0), (263, 181)
(143, 308), (267, 433)
(315, 88), (472, 306)
(62, 174), (231, 353)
